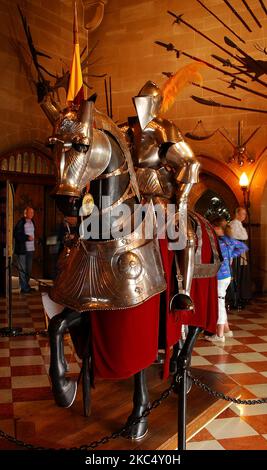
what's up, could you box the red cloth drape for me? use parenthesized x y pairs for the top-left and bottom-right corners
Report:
(71, 216), (218, 380)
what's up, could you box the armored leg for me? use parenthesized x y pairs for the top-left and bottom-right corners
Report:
(124, 369), (149, 440)
(48, 308), (83, 408)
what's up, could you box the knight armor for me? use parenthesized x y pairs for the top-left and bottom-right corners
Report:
(48, 100), (166, 310)
(128, 81), (200, 310)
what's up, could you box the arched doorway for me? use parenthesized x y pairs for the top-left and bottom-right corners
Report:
(0, 146), (61, 294)
(195, 189), (231, 221)
(190, 171), (239, 221)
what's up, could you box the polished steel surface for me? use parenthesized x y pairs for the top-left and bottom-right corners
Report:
(51, 104), (112, 196)
(51, 205), (166, 311)
(165, 142), (200, 184)
(133, 81), (163, 130)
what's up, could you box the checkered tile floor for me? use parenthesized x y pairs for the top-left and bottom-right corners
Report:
(188, 296), (267, 450)
(0, 292), (267, 450)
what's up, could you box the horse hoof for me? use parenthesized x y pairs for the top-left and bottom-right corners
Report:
(53, 379), (77, 408)
(124, 417), (148, 440)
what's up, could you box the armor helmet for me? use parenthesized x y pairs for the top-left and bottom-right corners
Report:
(133, 81), (163, 130)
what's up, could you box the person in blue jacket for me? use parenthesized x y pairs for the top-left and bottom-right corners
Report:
(205, 217), (248, 342)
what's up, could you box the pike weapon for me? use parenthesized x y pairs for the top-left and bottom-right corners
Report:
(191, 95), (267, 114)
(109, 76), (113, 120)
(219, 78), (267, 100)
(224, 36), (267, 78)
(192, 82), (241, 101)
(104, 78), (110, 117)
(155, 41), (247, 83)
(223, 0), (252, 32)
(259, 0), (267, 15)
(211, 53), (267, 86)
(196, 0), (245, 44)
(167, 11), (267, 87)
(241, 0), (262, 28)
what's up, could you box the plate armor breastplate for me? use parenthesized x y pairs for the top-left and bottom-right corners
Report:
(50, 204), (166, 311)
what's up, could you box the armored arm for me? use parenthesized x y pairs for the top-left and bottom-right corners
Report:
(164, 141), (200, 184)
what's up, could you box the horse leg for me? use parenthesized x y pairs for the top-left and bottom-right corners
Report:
(48, 308), (83, 408)
(125, 369), (149, 440)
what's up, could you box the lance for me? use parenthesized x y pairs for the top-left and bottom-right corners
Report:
(222, 0), (252, 32)
(192, 82), (241, 101)
(191, 95), (267, 114)
(155, 41), (247, 83)
(196, 0), (245, 44)
(219, 77), (267, 101)
(167, 11), (265, 86)
(259, 0), (267, 15)
(242, 0), (262, 28)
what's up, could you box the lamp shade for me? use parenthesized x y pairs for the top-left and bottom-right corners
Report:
(239, 172), (249, 188)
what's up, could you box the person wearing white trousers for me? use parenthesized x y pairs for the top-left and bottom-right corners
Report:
(205, 218), (249, 343)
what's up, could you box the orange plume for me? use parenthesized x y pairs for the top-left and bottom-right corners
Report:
(160, 63), (205, 114)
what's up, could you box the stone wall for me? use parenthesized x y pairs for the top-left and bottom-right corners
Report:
(0, 0), (87, 153)
(87, 0), (267, 291)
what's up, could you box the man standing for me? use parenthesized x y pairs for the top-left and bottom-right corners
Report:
(229, 207), (252, 308)
(14, 207), (36, 294)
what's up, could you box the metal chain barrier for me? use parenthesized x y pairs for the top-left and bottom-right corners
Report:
(0, 380), (177, 450)
(189, 371), (267, 405)
(0, 329), (48, 337)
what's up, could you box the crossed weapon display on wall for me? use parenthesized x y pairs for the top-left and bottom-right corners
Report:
(156, 0), (267, 115)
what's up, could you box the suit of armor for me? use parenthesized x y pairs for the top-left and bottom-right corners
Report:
(48, 100), (166, 311)
(128, 81), (200, 310)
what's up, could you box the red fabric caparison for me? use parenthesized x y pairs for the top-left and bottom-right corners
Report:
(178, 215), (219, 333)
(72, 215), (218, 381)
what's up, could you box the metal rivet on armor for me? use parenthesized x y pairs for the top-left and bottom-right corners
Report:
(135, 286), (142, 294)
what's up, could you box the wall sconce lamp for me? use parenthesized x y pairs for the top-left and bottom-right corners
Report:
(239, 172), (250, 209)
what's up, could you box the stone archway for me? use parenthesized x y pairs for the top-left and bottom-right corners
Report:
(189, 159), (239, 218)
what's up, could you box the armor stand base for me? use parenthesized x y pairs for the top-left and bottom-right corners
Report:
(175, 326), (202, 450)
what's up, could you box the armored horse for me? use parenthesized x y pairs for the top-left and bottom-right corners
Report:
(44, 92), (221, 441)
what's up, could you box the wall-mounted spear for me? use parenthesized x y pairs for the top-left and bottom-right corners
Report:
(192, 81), (241, 101)
(104, 76), (113, 119)
(167, 11), (267, 87)
(241, 0), (262, 28)
(196, 0), (245, 44)
(223, 0), (252, 32)
(155, 40), (247, 84)
(259, 0), (267, 15)
(224, 36), (267, 81)
(191, 95), (267, 114)
(219, 77), (267, 101)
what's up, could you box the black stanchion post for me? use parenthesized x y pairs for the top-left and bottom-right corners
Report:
(175, 326), (203, 450)
(178, 367), (187, 450)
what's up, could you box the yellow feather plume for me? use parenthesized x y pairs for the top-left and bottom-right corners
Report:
(160, 63), (205, 114)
